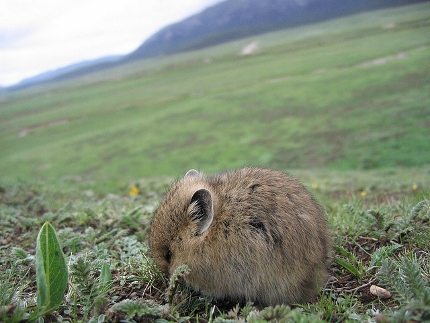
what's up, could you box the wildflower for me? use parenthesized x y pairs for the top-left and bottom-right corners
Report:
(360, 190), (367, 197)
(129, 185), (139, 196)
(412, 184), (418, 191)
(311, 183), (318, 189)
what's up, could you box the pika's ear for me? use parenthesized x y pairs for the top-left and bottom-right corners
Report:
(185, 169), (200, 177)
(189, 188), (214, 234)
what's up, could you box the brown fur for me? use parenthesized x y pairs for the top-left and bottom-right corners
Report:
(150, 167), (332, 306)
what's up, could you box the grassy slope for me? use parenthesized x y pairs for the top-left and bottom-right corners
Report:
(1, 4), (430, 183)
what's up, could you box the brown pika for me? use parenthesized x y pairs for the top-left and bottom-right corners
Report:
(150, 167), (332, 306)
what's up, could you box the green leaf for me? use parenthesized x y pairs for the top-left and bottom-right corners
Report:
(166, 264), (191, 303)
(110, 300), (163, 319)
(335, 257), (363, 279)
(36, 221), (68, 314)
(100, 262), (112, 286)
(334, 246), (359, 263)
(369, 244), (402, 267)
(334, 246), (365, 279)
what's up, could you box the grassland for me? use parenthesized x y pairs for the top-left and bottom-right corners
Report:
(0, 3), (430, 323)
(1, 3), (430, 183)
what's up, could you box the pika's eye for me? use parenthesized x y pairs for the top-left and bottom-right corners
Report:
(165, 249), (172, 263)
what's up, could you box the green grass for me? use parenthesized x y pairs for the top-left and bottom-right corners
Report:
(0, 168), (429, 322)
(0, 3), (430, 322)
(1, 3), (430, 182)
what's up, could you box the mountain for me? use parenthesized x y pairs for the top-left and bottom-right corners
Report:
(7, 0), (429, 91)
(125, 0), (429, 61)
(8, 55), (122, 91)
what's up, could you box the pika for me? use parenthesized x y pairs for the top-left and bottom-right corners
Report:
(150, 167), (331, 306)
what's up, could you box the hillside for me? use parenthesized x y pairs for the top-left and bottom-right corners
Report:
(1, 3), (430, 184)
(13, 56), (122, 89)
(126, 0), (429, 60)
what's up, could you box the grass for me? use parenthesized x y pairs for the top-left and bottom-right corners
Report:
(0, 168), (429, 322)
(0, 3), (430, 322)
(1, 3), (430, 182)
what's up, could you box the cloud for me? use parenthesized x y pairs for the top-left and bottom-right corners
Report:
(0, 0), (223, 86)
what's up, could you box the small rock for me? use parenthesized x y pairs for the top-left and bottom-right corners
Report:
(240, 41), (260, 56)
(370, 285), (392, 299)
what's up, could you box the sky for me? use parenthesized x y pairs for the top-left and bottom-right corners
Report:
(0, 0), (223, 87)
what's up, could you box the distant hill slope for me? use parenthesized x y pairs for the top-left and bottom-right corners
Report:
(125, 0), (429, 60)
(12, 56), (121, 89)
(2, 3), (430, 179)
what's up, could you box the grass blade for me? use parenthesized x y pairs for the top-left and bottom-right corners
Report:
(335, 257), (363, 279)
(100, 262), (112, 286)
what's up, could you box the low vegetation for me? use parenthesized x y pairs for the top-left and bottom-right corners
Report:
(0, 168), (429, 322)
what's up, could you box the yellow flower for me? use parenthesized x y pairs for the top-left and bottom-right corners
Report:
(311, 183), (318, 189)
(360, 190), (367, 197)
(129, 185), (139, 196)
(412, 184), (418, 191)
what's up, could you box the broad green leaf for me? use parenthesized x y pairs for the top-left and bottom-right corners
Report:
(36, 221), (68, 314)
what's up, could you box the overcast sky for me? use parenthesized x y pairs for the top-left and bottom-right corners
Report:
(0, 0), (223, 87)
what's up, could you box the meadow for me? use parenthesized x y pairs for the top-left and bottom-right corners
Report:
(1, 3), (430, 322)
(1, 3), (430, 183)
